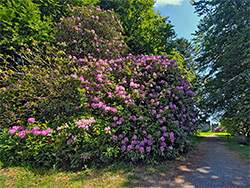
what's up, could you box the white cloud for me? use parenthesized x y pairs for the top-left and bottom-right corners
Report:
(154, 0), (185, 7)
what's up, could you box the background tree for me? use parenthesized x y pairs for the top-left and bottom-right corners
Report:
(175, 37), (196, 71)
(0, 0), (54, 59)
(192, 0), (250, 135)
(33, 0), (99, 22)
(0, 0), (99, 64)
(98, 0), (175, 55)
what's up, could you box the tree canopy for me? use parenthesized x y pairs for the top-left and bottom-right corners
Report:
(0, 0), (54, 56)
(192, 0), (250, 135)
(98, 0), (175, 55)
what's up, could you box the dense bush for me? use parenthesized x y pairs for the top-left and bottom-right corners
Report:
(55, 4), (128, 60)
(0, 4), (198, 168)
(0, 54), (198, 167)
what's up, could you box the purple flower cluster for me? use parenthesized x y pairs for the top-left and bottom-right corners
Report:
(81, 152), (90, 160)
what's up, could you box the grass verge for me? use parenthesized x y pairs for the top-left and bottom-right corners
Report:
(215, 133), (250, 164)
(0, 161), (136, 188)
(189, 135), (204, 149)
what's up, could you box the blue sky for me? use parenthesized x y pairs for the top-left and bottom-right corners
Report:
(153, 0), (200, 40)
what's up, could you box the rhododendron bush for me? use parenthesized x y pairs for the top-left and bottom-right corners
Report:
(55, 4), (127, 60)
(0, 5), (198, 168)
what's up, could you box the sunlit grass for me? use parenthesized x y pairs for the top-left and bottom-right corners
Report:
(199, 132), (212, 136)
(215, 132), (230, 138)
(0, 162), (135, 188)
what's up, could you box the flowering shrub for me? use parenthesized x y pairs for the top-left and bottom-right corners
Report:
(0, 4), (198, 168)
(1, 52), (198, 167)
(55, 4), (127, 60)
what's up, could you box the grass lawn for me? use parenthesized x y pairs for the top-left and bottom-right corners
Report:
(0, 162), (136, 188)
(0, 159), (185, 188)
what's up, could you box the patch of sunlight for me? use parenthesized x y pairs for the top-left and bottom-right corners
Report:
(211, 175), (219, 179)
(196, 167), (210, 173)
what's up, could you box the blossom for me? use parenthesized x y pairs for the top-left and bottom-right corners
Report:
(139, 147), (145, 153)
(127, 145), (133, 151)
(146, 146), (151, 152)
(148, 139), (153, 145)
(160, 146), (164, 152)
(32, 126), (39, 131)
(121, 145), (126, 151)
(104, 127), (111, 133)
(70, 74), (77, 79)
(28, 118), (35, 122)
(18, 131), (26, 138)
(112, 135), (117, 141)
(169, 132), (174, 138)
(156, 114), (161, 118)
(8, 129), (16, 134)
(152, 110), (156, 115)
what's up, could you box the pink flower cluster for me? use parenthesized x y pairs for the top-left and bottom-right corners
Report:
(75, 117), (95, 130)
(8, 126), (53, 138)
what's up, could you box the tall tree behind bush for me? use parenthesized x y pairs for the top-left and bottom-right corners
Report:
(192, 0), (250, 135)
(33, 0), (100, 22)
(98, 0), (175, 55)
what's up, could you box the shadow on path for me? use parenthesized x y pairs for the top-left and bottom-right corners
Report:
(128, 136), (250, 188)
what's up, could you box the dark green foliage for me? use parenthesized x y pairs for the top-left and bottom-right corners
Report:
(0, 0), (54, 60)
(175, 38), (196, 71)
(33, 0), (100, 22)
(192, 0), (250, 135)
(98, 0), (176, 55)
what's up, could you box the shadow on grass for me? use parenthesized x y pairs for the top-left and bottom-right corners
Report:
(0, 136), (205, 187)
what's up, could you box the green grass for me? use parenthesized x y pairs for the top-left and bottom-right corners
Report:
(198, 132), (212, 136)
(0, 159), (184, 187)
(215, 133), (250, 164)
(0, 162), (136, 188)
(189, 135), (204, 149)
(214, 132), (231, 138)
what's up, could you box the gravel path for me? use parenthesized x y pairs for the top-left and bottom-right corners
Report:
(130, 135), (250, 188)
(186, 136), (250, 188)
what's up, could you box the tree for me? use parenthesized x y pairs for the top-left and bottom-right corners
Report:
(175, 37), (196, 71)
(32, 0), (100, 22)
(192, 0), (250, 135)
(98, 0), (175, 55)
(0, 0), (54, 58)
(0, 0), (100, 64)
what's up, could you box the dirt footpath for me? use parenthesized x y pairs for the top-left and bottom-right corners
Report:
(130, 135), (250, 188)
